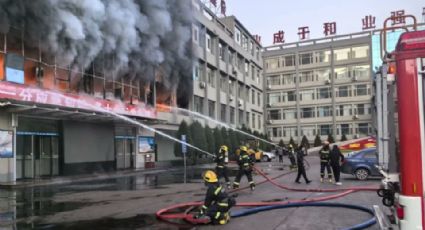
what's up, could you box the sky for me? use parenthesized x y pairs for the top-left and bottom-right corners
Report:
(223, 0), (424, 46)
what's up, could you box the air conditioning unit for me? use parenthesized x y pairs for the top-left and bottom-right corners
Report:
(325, 79), (331, 85)
(199, 81), (206, 89)
(352, 76), (358, 82)
(232, 67), (237, 75)
(238, 99), (243, 106)
(105, 92), (114, 100)
(353, 114), (359, 120)
(267, 85), (272, 90)
(229, 95), (234, 102)
(266, 103), (272, 108)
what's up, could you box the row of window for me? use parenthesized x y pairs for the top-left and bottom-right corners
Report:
(268, 123), (372, 138)
(265, 46), (369, 70)
(266, 65), (370, 86)
(267, 84), (371, 104)
(268, 103), (372, 120)
(194, 96), (263, 130)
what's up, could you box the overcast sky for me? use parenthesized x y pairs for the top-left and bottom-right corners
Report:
(225, 0), (424, 46)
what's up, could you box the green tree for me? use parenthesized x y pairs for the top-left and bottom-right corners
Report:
(340, 134), (348, 142)
(213, 127), (223, 154)
(204, 125), (215, 155)
(314, 135), (322, 147)
(289, 137), (296, 147)
(190, 121), (207, 164)
(278, 139), (285, 147)
(221, 127), (230, 152)
(327, 134), (335, 144)
(300, 135), (310, 149)
(228, 129), (238, 154)
(174, 121), (192, 157)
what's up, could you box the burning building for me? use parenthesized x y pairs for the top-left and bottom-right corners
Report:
(0, 0), (194, 182)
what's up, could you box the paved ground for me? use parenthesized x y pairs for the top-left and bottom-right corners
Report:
(0, 156), (383, 229)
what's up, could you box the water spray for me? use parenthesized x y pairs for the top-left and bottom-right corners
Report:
(50, 92), (214, 158)
(158, 104), (279, 148)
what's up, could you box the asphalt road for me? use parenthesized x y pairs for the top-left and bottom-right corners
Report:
(0, 156), (382, 229)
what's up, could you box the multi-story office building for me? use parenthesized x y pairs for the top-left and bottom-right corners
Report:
(263, 34), (373, 144)
(190, 0), (264, 132)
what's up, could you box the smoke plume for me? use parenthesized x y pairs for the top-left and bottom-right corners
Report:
(0, 0), (194, 100)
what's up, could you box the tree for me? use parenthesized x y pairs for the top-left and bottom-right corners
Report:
(190, 121), (207, 164)
(289, 137), (296, 147)
(340, 134), (348, 142)
(174, 121), (192, 157)
(300, 135), (310, 149)
(327, 134), (335, 144)
(278, 139), (285, 147)
(204, 125), (215, 155)
(213, 127), (223, 154)
(314, 135), (322, 147)
(220, 127), (230, 152)
(228, 129), (238, 154)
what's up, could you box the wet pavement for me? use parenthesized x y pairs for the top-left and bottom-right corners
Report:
(0, 158), (382, 230)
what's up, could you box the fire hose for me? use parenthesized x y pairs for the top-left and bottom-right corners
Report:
(156, 161), (378, 229)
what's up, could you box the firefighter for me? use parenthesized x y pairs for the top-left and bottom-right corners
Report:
(295, 145), (311, 184)
(197, 170), (236, 225)
(232, 146), (255, 191)
(288, 144), (297, 169)
(319, 141), (333, 183)
(215, 145), (231, 188)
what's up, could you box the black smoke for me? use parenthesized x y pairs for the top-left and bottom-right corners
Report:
(0, 0), (193, 104)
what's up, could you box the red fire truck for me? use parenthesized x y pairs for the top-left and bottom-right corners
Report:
(375, 15), (424, 229)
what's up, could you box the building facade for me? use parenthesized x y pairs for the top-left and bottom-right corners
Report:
(263, 34), (373, 144)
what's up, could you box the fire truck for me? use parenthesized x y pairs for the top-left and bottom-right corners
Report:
(374, 15), (425, 229)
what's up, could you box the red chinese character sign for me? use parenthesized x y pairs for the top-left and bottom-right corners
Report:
(273, 30), (285, 44)
(323, 22), (336, 36)
(298, 26), (310, 40)
(391, 10), (405, 25)
(362, 15), (376, 30)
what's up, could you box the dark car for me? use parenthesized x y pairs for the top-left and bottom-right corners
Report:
(341, 148), (381, 180)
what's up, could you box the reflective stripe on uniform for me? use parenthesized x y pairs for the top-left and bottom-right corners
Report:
(249, 181), (255, 185)
(217, 165), (224, 168)
(218, 202), (228, 207)
(233, 182), (240, 185)
(214, 186), (222, 195)
(215, 212), (221, 219)
(202, 205), (207, 209)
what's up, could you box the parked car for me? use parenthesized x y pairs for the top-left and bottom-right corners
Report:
(341, 147), (381, 180)
(261, 151), (276, 162)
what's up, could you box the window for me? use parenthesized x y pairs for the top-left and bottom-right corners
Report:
(269, 110), (281, 120)
(355, 84), (368, 96)
(268, 93), (281, 104)
(252, 89), (256, 104)
(317, 106), (333, 117)
(219, 42), (225, 61)
(301, 126), (316, 136)
(246, 112), (250, 126)
(299, 53), (313, 65)
(284, 55), (295, 67)
(283, 127), (297, 137)
(194, 96), (203, 113)
(239, 110), (244, 126)
(245, 87), (250, 101)
(300, 71), (314, 83)
(252, 113), (256, 129)
(256, 47), (260, 60)
(245, 62), (249, 73)
(257, 70), (261, 84)
(238, 84), (244, 99)
(316, 69), (331, 81)
(228, 50), (234, 65)
(283, 109), (297, 120)
(192, 25), (199, 44)
(336, 105), (352, 116)
(301, 107), (315, 118)
(318, 87), (331, 99)
(230, 107), (235, 124)
(257, 92), (261, 106)
(206, 34), (212, 53)
(357, 123), (369, 135)
(268, 75), (280, 86)
(363, 152), (377, 159)
(221, 104), (226, 122)
(334, 67), (349, 80)
(258, 114), (261, 130)
(266, 58), (279, 70)
(272, 127), (282, 138)
(193, 63), (202, 81)
(251, 65), (255, 80)
(352, 46), (369, 59)
(338, 124), (351, 135)
(229, 80), (235, 96)
(355, 104), (371, 115)
(208, 100), (215, 118)
(242, 34), (249, 51)
(334, 48), (350, 61)
(337, 86), (351, 97)
(320, 124), (333, 136)
(315, 50), (331, 63)
(207, 68), (215, 87)
(352, 65), (370, 79)
(286, 91), (296, 102)
(250, 41), (255, 55)
(282, 73), (296, 85)
(300, 89), (315, 101)
(220, 76), (227, 92)
(235, 28), (241, 45)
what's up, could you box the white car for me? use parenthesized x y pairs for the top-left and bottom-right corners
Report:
(261, 151), (276, 162)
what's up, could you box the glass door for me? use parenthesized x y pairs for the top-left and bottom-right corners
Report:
(16, 135), (33, 179)
(124, 139), (134, 169)
(116, 139), (125, 169)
